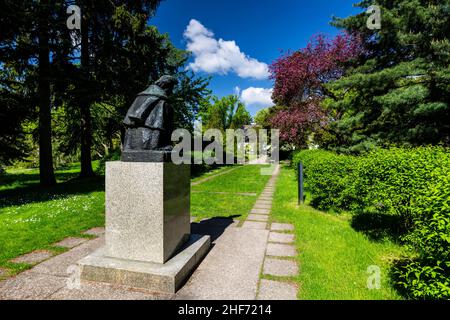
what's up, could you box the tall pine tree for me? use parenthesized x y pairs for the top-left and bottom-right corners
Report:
(324, 0), (450, 152)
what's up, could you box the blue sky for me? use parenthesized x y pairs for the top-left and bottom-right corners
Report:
(151, 0), (362, 115)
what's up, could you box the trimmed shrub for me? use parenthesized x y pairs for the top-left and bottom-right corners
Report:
(394, 168), (450, 299)
(294, 147), (450, 299)
(354, 147), (450, 229)
(293, 149), (360, 211)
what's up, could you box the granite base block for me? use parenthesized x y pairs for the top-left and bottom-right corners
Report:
(105, 161), (190, 264)
(79, 234), (210, 294)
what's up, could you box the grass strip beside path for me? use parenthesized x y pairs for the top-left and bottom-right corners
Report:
(271, 165), (405, 300)
(191, 165), (272, 221)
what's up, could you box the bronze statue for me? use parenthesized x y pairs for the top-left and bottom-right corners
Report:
(122, 75), (178, 162)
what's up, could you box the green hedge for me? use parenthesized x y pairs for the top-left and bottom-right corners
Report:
(292, 147), (450, 299)
(394, 168), (450, 299)
(293, 150), (360, 211)
(355, 148), (449, 228)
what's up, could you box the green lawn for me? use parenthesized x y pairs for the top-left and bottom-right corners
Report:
(0, 163), (105, 277)
(190, 165), (236, 183)
(0, 163), (271, 278)
(270, 165), (407, 300)
(191, 164), (272, 221)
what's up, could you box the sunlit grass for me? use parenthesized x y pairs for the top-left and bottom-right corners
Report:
(192, 164), (272, 194)
(191, 165), (271, 221)
(271, 165), (407, 300)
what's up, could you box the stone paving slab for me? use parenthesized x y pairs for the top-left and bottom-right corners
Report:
(54, 237), (88, 248)
(176, 227), (269, 300)
(241, 221), (267, 230)
(83, 227), (105, 237)
(257, 279), (297, 300)
(259, 193), (273, 198)
(254, 201), (272, 208)
(266, 243), (296, 257)
(10, 250), (53, 264)
(263, 258), (298, 277)
(49, 281), (171, 300)
(250, 210), (269, 216)
(247, 214), (269, 222)
(31, 237), (105, 277)
(251, 208), (270, 215)
(269, 232), (295, 244)
(258, 197), (273, 202)
(192, 218), (239, 243)
(253, 204), (272, 210)
(271, 223), (295, 232)
(0, 271), (67, 300)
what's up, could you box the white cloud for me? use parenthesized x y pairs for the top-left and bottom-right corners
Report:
(241, 87), (274, 107)
(184, 19), (269, 80)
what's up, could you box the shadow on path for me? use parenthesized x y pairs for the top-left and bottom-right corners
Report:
(190, 216), (240, 243)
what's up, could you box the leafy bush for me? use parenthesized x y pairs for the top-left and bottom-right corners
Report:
(293, 149), (360, 211)
(394, 168), (450, 299)
(355, 147), (449, 224)
(294, 147), (450, 299)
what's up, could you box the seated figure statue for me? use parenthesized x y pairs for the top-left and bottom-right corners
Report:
(122, 75), (178, 162)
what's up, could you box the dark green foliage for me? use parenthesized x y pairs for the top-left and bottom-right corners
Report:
(293, 150), (360, 210)
(394, 168), (450, 300)
(200, 95), (252, 132)
(95, 149), (122, 175)
(0, 1), (210, 177)
(324, 0), (450, 151)
(0, 83), (31, 165)
(354, 147), (450, 228)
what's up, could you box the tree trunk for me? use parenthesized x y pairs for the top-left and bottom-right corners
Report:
(79, 15), (94, 178)
(38, 0), (56, 186)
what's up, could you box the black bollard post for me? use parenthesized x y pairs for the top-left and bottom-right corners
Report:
(298, 162), (304, 205)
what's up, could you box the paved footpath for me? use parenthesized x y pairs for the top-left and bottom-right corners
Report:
(0, 164), (298, 300)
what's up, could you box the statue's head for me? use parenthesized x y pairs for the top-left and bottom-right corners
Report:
(155, 75), (178, 94)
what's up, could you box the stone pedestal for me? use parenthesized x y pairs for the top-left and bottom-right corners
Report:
(79, 161), (210, 293)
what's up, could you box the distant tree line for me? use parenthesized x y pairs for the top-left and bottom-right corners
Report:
(0, 0), (211, 185)
(264, 0), (450, 153)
